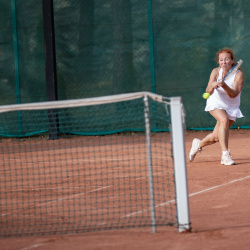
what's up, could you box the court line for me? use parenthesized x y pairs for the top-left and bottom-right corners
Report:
(188, 175), (250, 197)
(3, 174), (249, 221)
(34, 186), (111, 207)
(0, 186), (111, 217)
(1, 171), (171, 193)
(1, 170), (172, 217)
(124, 175), (250, 217)
(1, 172), (169, 216)
(1, 171), (172, 217)
(20, 243), (45, 250)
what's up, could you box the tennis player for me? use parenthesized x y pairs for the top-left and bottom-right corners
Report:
(189, 48), (245, 165)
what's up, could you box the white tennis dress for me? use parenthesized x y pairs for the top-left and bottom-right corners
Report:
(205, 67), (243, 119)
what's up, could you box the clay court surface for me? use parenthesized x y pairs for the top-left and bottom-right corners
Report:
(1, 129), (250, 250)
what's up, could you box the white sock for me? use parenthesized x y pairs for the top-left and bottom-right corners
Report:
(222, 150), (229, 155)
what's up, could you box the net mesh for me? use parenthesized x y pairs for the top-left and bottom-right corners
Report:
(0, 92), (178, 236)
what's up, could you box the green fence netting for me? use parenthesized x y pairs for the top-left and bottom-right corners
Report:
(0, 0), (250, 137)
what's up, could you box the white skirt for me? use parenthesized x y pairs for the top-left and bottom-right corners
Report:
(205, 89), (244, 120)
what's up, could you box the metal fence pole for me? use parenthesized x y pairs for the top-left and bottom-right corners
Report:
(42, 0), (59, 139)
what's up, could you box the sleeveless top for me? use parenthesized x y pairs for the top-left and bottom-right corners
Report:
(205, 67), (243, 118)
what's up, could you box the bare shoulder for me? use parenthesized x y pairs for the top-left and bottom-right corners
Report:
(210, 67), (219, 79)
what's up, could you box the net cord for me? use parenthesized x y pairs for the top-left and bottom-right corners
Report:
(0, 92), (169, 113)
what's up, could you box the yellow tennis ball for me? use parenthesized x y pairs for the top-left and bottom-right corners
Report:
(202, 93), (210, 99)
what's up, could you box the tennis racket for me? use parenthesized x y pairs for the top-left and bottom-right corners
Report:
(222, 59), (243, 81)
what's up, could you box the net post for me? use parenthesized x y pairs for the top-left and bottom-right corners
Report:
(170, 97), (191, 232)
(143, 94), (156, 233)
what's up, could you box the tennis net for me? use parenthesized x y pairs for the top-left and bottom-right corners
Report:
(0, 92), (190, 236)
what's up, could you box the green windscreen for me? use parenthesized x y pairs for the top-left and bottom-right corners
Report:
(0, 0), (250, 137)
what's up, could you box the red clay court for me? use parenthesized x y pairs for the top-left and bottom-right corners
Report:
(1, 129), (250, 250)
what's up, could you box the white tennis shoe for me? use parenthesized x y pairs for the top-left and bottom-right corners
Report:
(221, 150), (235, 165)
(189, 138), (202, 162)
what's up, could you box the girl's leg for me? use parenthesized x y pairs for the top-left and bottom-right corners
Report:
(189, 109), (234, 162)
(199, 109), (234, 150)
